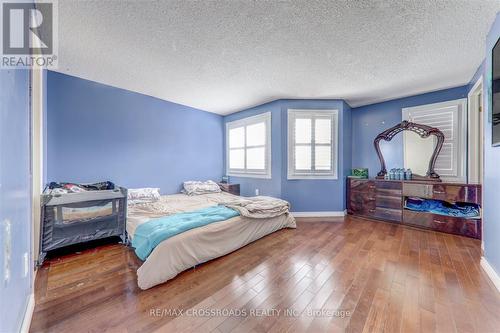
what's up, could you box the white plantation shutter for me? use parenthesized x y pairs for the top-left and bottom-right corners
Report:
(226, 112), (271, 178)
(246, 122), (266, 146)
(411, 110), (456, 174)
(403, 99), (467, 182)
(288, 109), (338, 179)
(229, 127), (244, 149)
(246, 147), (265, 169)
(228, 127), (245, 169)
(294, 118), (312, 170)
(315, 118), (332, 170)
(229, 147), (244, 169)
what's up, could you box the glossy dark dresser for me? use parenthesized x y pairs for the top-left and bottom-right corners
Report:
(218, 183), (240, 196)
(347, 178), (482, 239)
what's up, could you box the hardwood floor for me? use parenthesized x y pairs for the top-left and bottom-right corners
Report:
(30, 217), (500, 333)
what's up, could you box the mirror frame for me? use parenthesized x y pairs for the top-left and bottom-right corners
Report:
(374, 121), (445, 181)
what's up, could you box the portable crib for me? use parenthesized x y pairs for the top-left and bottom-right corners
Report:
(39, 185), (127, 265)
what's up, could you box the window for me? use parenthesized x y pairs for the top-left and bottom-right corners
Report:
(287, 109), (338, 179)
(402, 99), (467, 183)
(226, 112), (271, 178)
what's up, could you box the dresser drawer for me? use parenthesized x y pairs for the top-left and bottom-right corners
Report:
(403, 210), (481, 239)
(348, 188), (376, 217)
(349, 192), (376, 213)
(372, 207), (402, 223)
(348, 200), (376, 217)
(350, 190), (376, 203)
(431, 184), (481, 204)
(376, 181), (402, 196)
(403, 183), (433, 198)
(348, 204), (401, 223)
(403, 182), (481, 204)
(349, 180), (376, 193)
(375, 194), (402, 210)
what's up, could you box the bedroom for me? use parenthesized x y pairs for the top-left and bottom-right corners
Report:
(2, 1), (500, 332)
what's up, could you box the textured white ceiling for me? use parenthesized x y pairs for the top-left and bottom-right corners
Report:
(54, 0), (500, 115)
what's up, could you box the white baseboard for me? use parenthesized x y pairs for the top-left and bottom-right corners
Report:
(291, 210), (347, 218)
(20, 293), (35, 333)
(480, 257), (500, 293)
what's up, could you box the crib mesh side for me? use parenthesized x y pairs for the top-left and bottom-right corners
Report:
(40, 188), (127, 253)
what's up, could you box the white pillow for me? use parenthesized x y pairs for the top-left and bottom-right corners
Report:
(127, 188), (161, 204)
(183, 180), (221, 195)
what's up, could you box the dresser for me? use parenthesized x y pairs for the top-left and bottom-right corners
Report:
(218, 183), (240, 196)
(347, 178), (482, 239)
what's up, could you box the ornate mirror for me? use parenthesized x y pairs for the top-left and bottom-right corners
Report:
(374, 121), (445, 181)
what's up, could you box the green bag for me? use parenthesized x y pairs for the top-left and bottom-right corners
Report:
(351, 168), (368, 178)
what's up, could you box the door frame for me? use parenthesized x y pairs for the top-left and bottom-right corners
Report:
(30, 67), (44, 266)
(467, 76), (484, 185)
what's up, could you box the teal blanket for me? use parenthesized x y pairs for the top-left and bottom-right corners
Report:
(132, 205), (239, 260)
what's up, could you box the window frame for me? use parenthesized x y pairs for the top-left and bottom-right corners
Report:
(226, 112), (272, 179)
(287, 109), (339, 180)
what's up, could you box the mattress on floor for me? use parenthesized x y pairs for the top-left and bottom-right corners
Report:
(127, 192), (296, 289)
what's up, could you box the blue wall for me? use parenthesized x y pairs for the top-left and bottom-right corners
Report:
(46, 71), (224, 194)
(351, 86), (469, 177)
(469, 60), (485, 91)
(0, 69), (33, 332)
(279, 100), (350, 212)
(482, 12), (500, 277)
(224, 99), (351, 212)
(224, 100), (284, 198)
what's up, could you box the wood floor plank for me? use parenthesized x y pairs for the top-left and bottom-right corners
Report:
(29, 217), (500, 333)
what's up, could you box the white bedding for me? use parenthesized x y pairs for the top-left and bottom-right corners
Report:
(127, 192), (296, 290)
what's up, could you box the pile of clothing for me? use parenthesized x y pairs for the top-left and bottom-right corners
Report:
(405, 197), (480, 218)
(219, 196), (290, 218)
(45, 181), (115, 195)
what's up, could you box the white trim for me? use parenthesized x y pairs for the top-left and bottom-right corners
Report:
(287, 109), (339, 180)
(287, 174), (339, 180)
(226, 112), (272, 179)
(480, 257), (500, 294)
(226, 172), (272, 179)
(467, 75), (484, 184)
(469, 75), (484, 107)
(31, 67), (44, 262)
(20, 293), (35, 333)
(402, 99), (467, 183)
(291, 210), (346, 218)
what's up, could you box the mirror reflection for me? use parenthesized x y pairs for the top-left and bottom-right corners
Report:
(379, 137), (402, 171)
(404, 131), (436, 176)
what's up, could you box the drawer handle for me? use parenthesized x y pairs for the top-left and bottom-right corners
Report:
(433, 220), (446, 224)
(433, 190), (445, 194)
(369, 209), (376, 213)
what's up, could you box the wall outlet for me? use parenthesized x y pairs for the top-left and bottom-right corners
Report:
(255, 189), (259, 196)
(3, 219), (11, 284)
